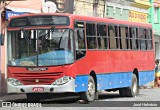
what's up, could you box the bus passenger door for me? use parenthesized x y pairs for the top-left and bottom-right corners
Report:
(74, 27), (87, 75)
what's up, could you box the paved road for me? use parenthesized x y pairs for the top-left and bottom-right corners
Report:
(0, 88), (160, 109)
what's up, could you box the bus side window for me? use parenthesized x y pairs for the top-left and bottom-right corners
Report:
(97, 23), (108, 49)
(147, 29), (153, 50)
(119, 26), (128, 49)
(126, 27), (130, 49)
(77, 29), (85, 49)
(86, 23), (97, 49)
(75, 28), (86, 59)
(108, 25), (118, 49)
(129, 27), (138, 50)
(139, 28), (147, 50)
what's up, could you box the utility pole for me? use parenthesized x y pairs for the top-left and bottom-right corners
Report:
(93, 0), (99, 17)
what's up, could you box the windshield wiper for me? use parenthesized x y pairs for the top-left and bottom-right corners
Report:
(58, 29), (68, 47)
(21, 28), (31, 44)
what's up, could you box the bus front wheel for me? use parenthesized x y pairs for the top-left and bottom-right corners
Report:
(80, 75), (96, 102)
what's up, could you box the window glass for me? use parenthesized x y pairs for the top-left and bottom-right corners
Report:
(126, 27), (130, 49)
(129, 27), (138, 50)
(87, 37), (97, 49)
(75, 21), (86, 60)
(108, 25), (118, 49)
(86, 23), (96, 36)
(76, 29), (85, 49)
(147, 29), (153, 50)
(139, 28), (147, 50)
(97, 37), (108, 49)
(97, 23), (107, 49)
(119, 26), (128, 49)
(86, 23), (97, 49)
(7, 29), (74, 66)
(97, 24), (107, 36)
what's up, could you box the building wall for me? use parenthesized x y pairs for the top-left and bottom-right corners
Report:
(105, 0), (150, 23)
(7, 0), (42, 10)
(149, 0), (160, 35)
(105, 1), (129, 20)
(0, 19), (6, 94)
(106, 5), (129, 20)
(74, 0), (93, 16)
(149, 0), (160, 60)
(128, 10), (148, 23)
(74, 0), (105, 17)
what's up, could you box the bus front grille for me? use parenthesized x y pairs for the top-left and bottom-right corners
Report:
(12, 72), (63, 85)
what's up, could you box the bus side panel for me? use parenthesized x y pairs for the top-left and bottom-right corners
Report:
(96, 72), (132, 90)
(138, 70), (155, 86)
(75, 75), (89, 92)
(74, 70), (155, 92)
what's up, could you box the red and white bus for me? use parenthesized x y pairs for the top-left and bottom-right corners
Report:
(6, 13), (155, 102)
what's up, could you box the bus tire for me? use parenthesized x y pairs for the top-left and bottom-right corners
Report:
(126, 74), (138, 97)
(26, 93), (41, 102)
(80, 75), (96, 102)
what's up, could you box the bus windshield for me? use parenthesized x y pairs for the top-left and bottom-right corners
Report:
(7, 28), (74, 66)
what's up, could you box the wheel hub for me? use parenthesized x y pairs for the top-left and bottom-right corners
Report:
(88, 81), (95, 96)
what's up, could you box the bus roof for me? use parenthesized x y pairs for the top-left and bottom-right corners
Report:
(8, 13), (152, 28)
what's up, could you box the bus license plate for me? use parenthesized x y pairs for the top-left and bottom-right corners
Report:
(32, 87), (44, 92)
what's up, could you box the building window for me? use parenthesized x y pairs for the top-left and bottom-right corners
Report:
(154, 7), (159, 23)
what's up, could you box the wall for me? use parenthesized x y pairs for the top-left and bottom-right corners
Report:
(149, 0), (160, 60)
(74, 0), (105, 17)
(105, 0), (150, 23)
(7, 0), (42, 10)
(106, 5), (129, 20)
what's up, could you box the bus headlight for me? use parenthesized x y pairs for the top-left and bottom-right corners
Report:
(8, 78), (23, 86)
(52, 76), (73, 85)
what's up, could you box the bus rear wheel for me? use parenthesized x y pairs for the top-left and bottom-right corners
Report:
(80, 75), (96, 102)
(127, 74), (138, 97)
(119, 74), (138, 97)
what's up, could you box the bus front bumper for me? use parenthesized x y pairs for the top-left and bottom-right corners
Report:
(7, 79), (75, 93)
